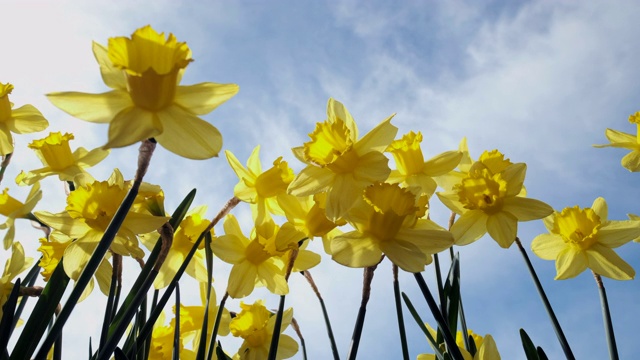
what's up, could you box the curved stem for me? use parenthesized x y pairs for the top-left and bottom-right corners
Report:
(392, 265), (409, 360)
(347, 264), (378, 360)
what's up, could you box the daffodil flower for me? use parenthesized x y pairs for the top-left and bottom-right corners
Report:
(210, 214), (289, 298)
(288, 98), (398, 221)
(331, 182), (453, 272)
(0, 242), (33, 319)
(418, 324), (501, 360)
(0, 82), (49, 155)
(148, 311), (196, 359)
(47, 25), (239, 159)
(0, 182), (42, 249)
(278, 192), (345, 254)
(593, 112), (640, 171)
(226, 146), (297, 225)
(16, 132), (109, 186)
(229, 300), (298, 360)
(437, 152), (552, 248)
(140, 205), (211, 289)
(386, 131), (462, 196)
(34, 169), (169, 281)
(532, 197), (640, 280)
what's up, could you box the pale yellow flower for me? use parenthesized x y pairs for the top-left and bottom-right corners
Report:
(593, 112), (640, 171)
(16, 132), (109, 186)
(0, 182), (42, 249)
(0, 242), (33, 319)
(288, 98), (397, 221)
(532, 197), (640, 280)
(47, 25), (238, 159)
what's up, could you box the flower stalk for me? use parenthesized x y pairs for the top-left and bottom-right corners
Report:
(593, 271), (618, 360)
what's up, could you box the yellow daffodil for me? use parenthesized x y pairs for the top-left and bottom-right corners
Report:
(141, 205), (211, 289)
(593, 112), (640, 171)
(226, 146), (297, 225)
(437, 151), (552, 248)
(331, 183), (453, 272)
(270, 221), (321, 273)
(0, 182), (42, 249)
(210, 214), (289, 298)
(418, 324), (501, 360)
(386, 131), (462, 196)
(149, 311), (196, 360)
(279, 192), (345, 254)
(16, 132), (109, 186)
(229, 300), (298, 360)
(0, 242), (33, 319)
(47, 25), (239, 159)
(288, 98), (398, 222)
(531, 197), (640, 280)
(0, 82), (49, 155)
(34, 169), (169, 281)
(37, 232), (113, 301)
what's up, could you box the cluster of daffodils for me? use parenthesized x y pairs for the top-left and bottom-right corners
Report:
(2, 23), (640, 360)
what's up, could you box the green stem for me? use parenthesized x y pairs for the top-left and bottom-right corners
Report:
(0, 153), (12, 185)
(592, 271), (618, 360)
(267, 295), (287, 360)
(301, 271), (339, 360)
(392, 265), (409, 360)
(413, 272), (464, 360)
(205, 292), (229, 360)
(515, 238), (575, 360)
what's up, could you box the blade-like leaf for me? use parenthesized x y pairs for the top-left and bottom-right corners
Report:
(0, 279), (21, 357)
(401, 292), (444, 360)
(519, 328), (540, 360)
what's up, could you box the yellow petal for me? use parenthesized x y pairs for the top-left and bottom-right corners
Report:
(598, 220), (640, 248)
(621, 151), (640, 171)
(604, 128), (636, 144)
(396, 226), (453, 255)
(423, 150), (463, 177)
(0, 123), (14, 155)
(555, 247), (587, 280)
(257, 261), (289, 295)
(591, 197), (608, 222)
(47, 90), (132, 123)
(92, 41), (127, 90)
(287, 165), (334, 197)
(353, 151), (391, 182)
(326, 174), (361, 222)
(502, 197), (553, 221)
(380, 239), (427, 273)
(437, 191), (467, 215)
(486, 212), (517, 248)
(478, 334), (501, 360)
(155, 105), (222, 159)
(104, 107), (162, 149)
(331, 231), (382, 268)
(9, 105), (49, 133)
(586, 244), (635, 280)
(450, 210), (487, 246)
(34, 211), (91, 238)
(95, 259), (113, 295)
(174, 82), (239, 115)
(225, 149), (255, 185)
(63, 231), (101, 279)
(76, 147), (110, 168)
(502, 163), (526, 197)
(211, 234), (246, 264)
(354, 115), (397, 155)
(275, 335), (299, 359)
(227, 261), (257, 298)
(531, 234), (565, 260)
(327, 98), (358, 141)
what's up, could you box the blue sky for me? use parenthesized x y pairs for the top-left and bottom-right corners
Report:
(2, 1), (640, 359)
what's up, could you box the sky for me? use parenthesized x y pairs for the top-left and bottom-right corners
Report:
(2, 0), (640, 359)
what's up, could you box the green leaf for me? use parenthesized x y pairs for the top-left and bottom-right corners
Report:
(401, 292), (444, 360)
(537, 346), (549, 360)
(519, 328), (540, 360)
(114, 347), (129, 360)
(10, 262), (70, 359)
(443, 253), (460, 339)
(172, 283), (181, 360)
(196, 232), (214, 360)
(215, 341), (232, 360)
(0, 279), (21, 358)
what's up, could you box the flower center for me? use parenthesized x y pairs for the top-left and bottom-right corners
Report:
(304, 119), (354, 167)
(244, 239), (272, 265)
(230, 301), (272, 346)
(66, 181), (127, 230)
(553, 206), (601, 250)
(456, 169), (506, 213)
